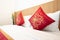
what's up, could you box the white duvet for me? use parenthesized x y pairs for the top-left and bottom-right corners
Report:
(0, 25), (60, 40)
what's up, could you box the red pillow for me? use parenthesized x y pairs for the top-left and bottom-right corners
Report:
(0, 32), (8, 40)
(15, 11), (24, 25)
(29, 7), (55, 30)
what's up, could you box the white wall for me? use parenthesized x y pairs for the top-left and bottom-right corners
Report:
(0, 0), (53, 25)
(0, 0), (14, 25)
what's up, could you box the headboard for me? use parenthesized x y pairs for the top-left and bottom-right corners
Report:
(13, 0), (60, 30)
(14, 1), (57, 16)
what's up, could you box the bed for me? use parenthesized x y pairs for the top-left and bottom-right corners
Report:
(0, 11), (60, 40)
(0, 25), (60, 40)
(0, 0), (60, 40)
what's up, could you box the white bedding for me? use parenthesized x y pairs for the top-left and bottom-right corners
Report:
(0, 11), (60, 40)
(0, 25), (60, 40)
(23, 11), (60, 32)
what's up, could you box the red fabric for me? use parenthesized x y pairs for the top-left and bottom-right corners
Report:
(0, 32), (8, 40)
(29, 7), (55, 30)
(16, 12), (24, 25)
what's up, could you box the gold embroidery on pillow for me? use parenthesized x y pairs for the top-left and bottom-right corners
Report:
(32, 14), (45, 28)
(32, 14), (44, 28)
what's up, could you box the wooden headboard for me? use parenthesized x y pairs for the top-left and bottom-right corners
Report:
(14, 0), (59, 16)
(13, 0), (60, 30)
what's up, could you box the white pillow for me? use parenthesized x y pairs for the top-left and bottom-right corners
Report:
(43, 11), (60, 32)
(23, 11), (60, 32)
(23, 15), (32, 29)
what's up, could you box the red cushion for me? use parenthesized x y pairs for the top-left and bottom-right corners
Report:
(15, 11), (24, 25)
(29, 7), (55, 30)
(0, 32), (8, 40)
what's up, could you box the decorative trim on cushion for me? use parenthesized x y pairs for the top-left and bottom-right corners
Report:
(29, 7), (55, 30)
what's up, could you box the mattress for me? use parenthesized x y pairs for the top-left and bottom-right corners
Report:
(0, 25), (60, 40)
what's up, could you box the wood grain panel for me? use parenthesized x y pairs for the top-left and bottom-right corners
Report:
(57, 0), (60, 10)
(14, 0), (58, 16)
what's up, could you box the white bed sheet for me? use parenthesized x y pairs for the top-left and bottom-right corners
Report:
(0, 25), (60, 40)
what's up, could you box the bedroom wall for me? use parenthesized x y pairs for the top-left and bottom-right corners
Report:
(0, 0), (14, 25)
